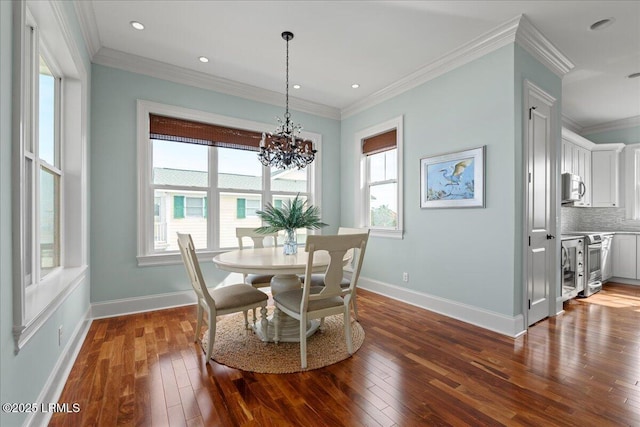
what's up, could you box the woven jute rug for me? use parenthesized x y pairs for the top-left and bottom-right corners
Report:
(201, 311), (365, 373)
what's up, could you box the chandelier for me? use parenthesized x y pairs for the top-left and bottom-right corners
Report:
(258, 31), (316, 170)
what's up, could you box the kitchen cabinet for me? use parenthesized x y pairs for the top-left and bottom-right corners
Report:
(613, 234), (637, 279)
(592, 148), (622, 207)
(561, 130), (592, 207)
(601, 234), (613, 282)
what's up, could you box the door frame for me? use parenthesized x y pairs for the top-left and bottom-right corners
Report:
(521, 79), (559, 329)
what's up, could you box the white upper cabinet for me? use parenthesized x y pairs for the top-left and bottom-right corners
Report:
(592, 146), (624, 207)
(561, 128), (593, 207)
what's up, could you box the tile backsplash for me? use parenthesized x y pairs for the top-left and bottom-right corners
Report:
(561, 207), (640, 233)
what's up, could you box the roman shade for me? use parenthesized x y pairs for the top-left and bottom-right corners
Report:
(149, 114), (314, 152)
(149, 114), (263, 152)
(362, 129), (397, 156)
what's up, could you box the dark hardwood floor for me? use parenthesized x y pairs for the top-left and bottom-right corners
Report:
(50, 283), (640, 426)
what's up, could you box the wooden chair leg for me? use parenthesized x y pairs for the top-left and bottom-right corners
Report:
(243, 311), (249, 330)
(205, 307), (215, 361)
(351, 297), (359, 321)
(195, 304), (204, 343)
(344, 305), (353, 355)
(300, 313), (308, 369)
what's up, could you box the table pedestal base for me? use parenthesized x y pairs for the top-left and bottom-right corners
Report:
(252, 273), (320, 342)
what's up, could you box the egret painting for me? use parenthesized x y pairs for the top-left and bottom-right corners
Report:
(420, 146), (485, 208)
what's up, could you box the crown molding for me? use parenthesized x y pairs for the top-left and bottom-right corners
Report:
(581, 115), (640, 136)
(93, 47), (340, 120)
(341, 15), (522, 119)
(514, 15), (574, 77)
(73, 0), (100, 58)
(561, 114), (583, 134)
(341, 14), (573, 119)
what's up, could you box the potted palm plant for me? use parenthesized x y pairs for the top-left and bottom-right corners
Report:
(255, 194), (327, 255)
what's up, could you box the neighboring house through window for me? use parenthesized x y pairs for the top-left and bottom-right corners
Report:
(355, 116), (403, 239)
(137, 101), (322, 265)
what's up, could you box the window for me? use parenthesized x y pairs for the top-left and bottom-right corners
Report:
(355, 116), (403, 238)
(12, 1), (88, 352)
(137, 102), (322, 265)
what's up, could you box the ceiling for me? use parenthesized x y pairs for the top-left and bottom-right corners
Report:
(77, 1), (640, 132)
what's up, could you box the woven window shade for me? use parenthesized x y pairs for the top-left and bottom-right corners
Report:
(149, 114), (314, 152)
(149, 114), (263, 152)
(362, 129), (397, 156)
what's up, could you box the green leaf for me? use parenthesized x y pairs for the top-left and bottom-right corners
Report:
(255, 193), (328, 234)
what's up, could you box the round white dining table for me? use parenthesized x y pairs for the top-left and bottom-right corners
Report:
(212, 247), (336, 342)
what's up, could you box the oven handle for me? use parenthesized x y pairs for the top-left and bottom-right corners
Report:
(561, 246), (568, 266)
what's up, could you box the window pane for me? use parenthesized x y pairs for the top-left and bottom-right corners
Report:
(154, 190), (207, 251)
(185, 197), (204, 217)
(40, 168), (59, 276)
(152, 139), (208, 186)
(370, 183), (397, 228)
(271, 167), (308, 192)
(39, 57), (56, 166)
(25, 159), (33, 285)
(219, 193), (262, 248)
(368, 149), (397, 183)
(219, 147), (262, 190)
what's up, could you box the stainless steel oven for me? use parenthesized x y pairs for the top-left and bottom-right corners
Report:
(565, 232), (603, 297)
(561, 237), (584, 301)
(582, 234), (603, 297)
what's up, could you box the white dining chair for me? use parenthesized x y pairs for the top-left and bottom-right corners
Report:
(301, 227), (369, 319)
(273, 232), (369, 369)
(177, 232), (268, 361)
(236, 227), (279, 289)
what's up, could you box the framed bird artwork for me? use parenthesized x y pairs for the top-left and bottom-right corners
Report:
(420, 146), (485, 208)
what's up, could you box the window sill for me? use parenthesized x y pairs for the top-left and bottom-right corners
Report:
(137, 250), (225, 267)
(369, 228), (403, 239)
(14, 265), (88, 354)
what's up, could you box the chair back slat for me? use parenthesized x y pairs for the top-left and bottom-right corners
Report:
(302, 233), (369, 310)
(236, 227), (278, 249)
(177, 232), (215, 308)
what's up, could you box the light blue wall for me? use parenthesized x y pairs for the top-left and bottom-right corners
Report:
(585, 125), (640, 145)
(340, 44), (562, 318)
(341, 45), (518, 316)
(0, 2), (93, 426)
(90, 64), (341, 303)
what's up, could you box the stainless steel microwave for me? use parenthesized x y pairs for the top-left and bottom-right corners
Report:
(562, 173), (585, 203)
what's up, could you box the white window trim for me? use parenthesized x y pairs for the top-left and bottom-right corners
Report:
(354, 116), (404, 239)
(136, 100), (323, 266)
(12, 0), (89, 353)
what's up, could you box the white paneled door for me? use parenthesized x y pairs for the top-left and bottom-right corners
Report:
(525, 82), (557, 326)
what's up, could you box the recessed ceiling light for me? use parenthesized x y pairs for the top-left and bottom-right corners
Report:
(628, 72), (640, 79)
(130, 21), (145, 30)
(293, 84), (301, 89)
(589, 18), (615, 31)
(351, 83), (360, 89)
(198, 56), (209, 63)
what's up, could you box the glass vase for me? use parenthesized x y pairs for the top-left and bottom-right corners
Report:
(283, 229), (297, 255)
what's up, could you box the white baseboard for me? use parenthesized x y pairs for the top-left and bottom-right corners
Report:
(358, 276), (526, 338)
(91, 273), (247, 319)
(607, 277), (640, 286)
(25, 308), (92, 427)
(91, 290), (197, 319)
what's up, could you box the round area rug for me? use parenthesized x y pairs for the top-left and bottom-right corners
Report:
(201, 312), (365, 373)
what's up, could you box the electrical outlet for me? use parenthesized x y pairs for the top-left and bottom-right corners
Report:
(58, 326), (63, 346)
(402, 272), (409, 282)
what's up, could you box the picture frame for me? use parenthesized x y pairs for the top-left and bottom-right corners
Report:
(420, 146), (485, 208)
